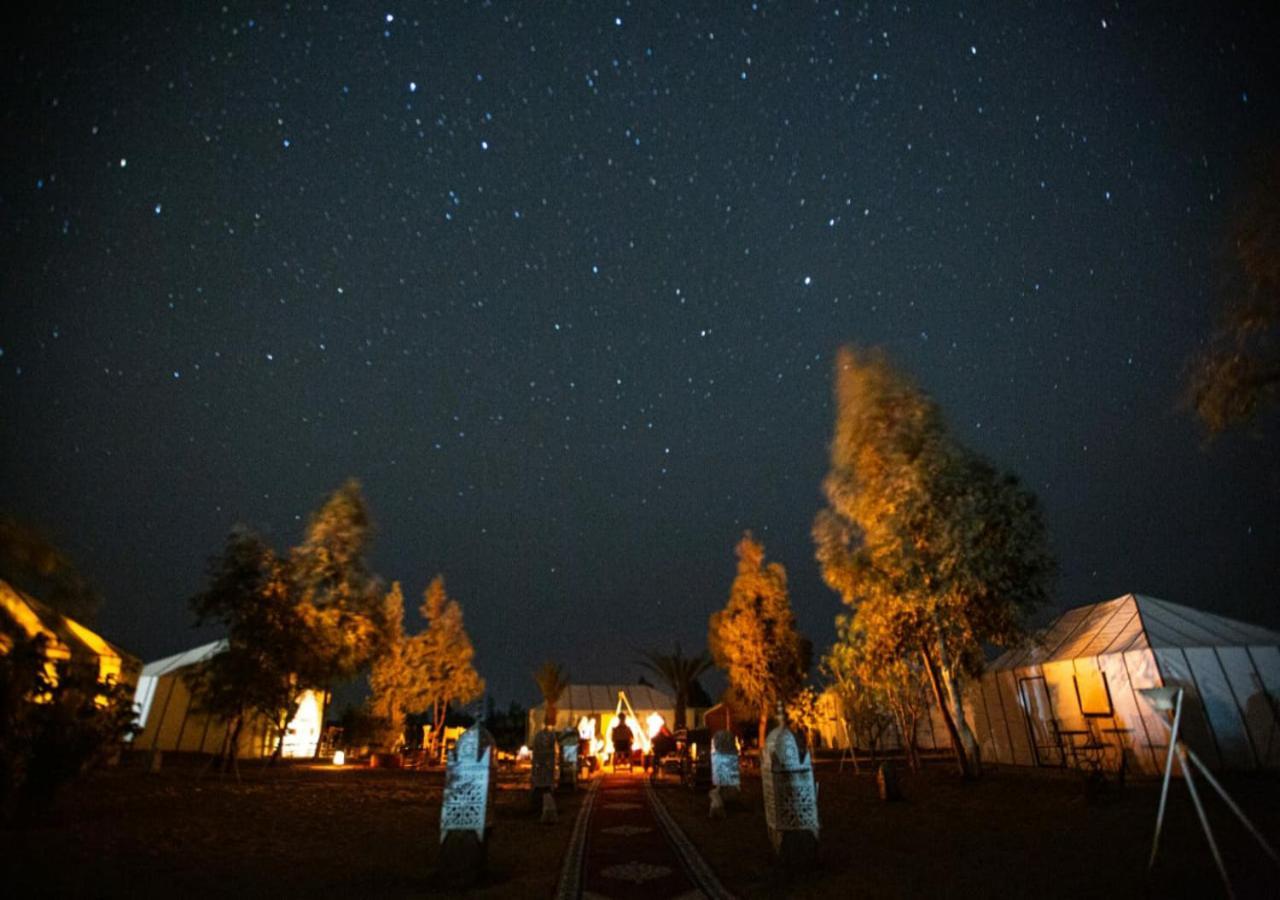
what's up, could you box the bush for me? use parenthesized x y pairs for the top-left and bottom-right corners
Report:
(0, 636), (137, 822)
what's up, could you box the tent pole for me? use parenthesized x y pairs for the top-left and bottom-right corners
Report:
(1184, 747), (1280, 867)
(1177, 744), (1234, 900)
(1149, 690), (1184, 869)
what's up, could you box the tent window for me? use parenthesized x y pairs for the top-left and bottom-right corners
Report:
(1074, 670), (1113, 717)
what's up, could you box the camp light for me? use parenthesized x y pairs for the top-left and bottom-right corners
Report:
(332, 750), (345, 766)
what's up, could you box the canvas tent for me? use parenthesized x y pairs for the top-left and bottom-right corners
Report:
(0, 577), (139, 688)
(526, 683), (705, 753)
(969, 593), (1280, 775)
(132, 640), (325, 759)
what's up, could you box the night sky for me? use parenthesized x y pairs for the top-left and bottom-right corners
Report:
(3, 3), (1278, 707)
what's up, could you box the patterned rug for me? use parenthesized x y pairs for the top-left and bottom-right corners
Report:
(577, 771), (708, 900)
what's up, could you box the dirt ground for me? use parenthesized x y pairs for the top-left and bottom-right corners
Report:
(657, 759), (1280, 899)
(9, 755), (1280, 899)
(4, 754), (581, 899)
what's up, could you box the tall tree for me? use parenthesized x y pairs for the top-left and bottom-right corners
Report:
(0, 514), (101, 622)
(403, 575), (484, 758)
(1189, 149), (1280, 434)
(189, 527), (303, 769)
(533, 661), (570, 730)
(638, 643), (713, 731)
(290, 480), (386, 754)
(813, 346), (1054, 777)
(709, 532), (809, 750)
(367, 582), (410, 750)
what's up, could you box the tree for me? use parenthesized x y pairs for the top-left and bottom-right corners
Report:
(813, 347), (1054, 777)
(1189, 150), (1280, 434)
(0, 634), (136, 821)
(823, 614), (930, 771)
(403, 575), (484, 759)
(0, 514), (101, 622)
(289, 480), (386, 755)
(784, 685), (822, 749)
(638, 643), (713, 731)
(188, 527), (303, 769)
(533, 661), (570, 730)
(367, 581), (410, 750)
(709, 532), (809, 750)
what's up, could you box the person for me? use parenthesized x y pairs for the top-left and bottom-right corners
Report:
(648, 725), (675, 780)
(611, 712), (634, 769)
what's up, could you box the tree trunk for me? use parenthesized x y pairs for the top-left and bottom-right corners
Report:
(905, 709), (921, 772)
(940, 661), (981, 777)
(930, 621), (981, 777)
(758, 709), (769, 756)
(675, 689), (687, 731)
(222, 714), (244, 773)
(920, 645), (971, 777)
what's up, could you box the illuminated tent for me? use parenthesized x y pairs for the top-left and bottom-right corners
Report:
(132, 640), (325, 759)
(0, 577), (139, 688)
(969, 594), (1280, 775)
(526, 683), (705, 754)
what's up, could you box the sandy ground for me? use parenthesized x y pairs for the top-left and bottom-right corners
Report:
(10, 755), (1280, 898)
(5, 755), (581, 899)
(656, 759), (1280, 899)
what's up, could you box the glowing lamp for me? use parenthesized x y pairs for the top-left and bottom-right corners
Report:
(517, 745), (531, 760)
(332, 750), (345, 766)
(646, 712), (665, 739)
(690, 742), (698, 760)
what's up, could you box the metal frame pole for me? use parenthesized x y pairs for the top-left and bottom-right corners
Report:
(1149, 690), (1184, 869)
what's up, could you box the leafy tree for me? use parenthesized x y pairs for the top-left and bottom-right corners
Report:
(709, 532), (809, 750)
(638, 643), (713, 731)
(533, 661), (570, 729)
(367, 581), (410, 750)
(823, 614), (931, 771)
(403, 575), (484, 759)
(813, 347), (1054, 777)
(1189, 150), (1280, 434)
(188, 527), (303, 769)
(0, 634), (136, 821)
(290, 480), (386, 753)
(784, 685), (822, 748)
(0, 515), (101, 622)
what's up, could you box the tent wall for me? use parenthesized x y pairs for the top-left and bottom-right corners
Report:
(134, 668), (322, 759)
(1154, 648), (1224, 769)
(1246, 646), (1280, 768)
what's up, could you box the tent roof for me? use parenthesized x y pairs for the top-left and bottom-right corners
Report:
(0, 578), (137, 666)
(992, 593), (1280, 669)
(541, 683), (675, 712)
(140, 639), (227, 676)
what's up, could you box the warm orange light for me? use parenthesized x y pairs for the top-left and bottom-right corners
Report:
(333, 750), (345, 766)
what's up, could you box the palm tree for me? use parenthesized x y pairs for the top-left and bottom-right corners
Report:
(638, 644), (713, 730)
(533, 661), (570, 729)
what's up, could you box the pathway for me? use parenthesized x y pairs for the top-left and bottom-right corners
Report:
(556, 769), (734, 900)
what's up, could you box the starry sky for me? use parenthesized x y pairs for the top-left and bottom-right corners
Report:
(3, 2), (1278, 707)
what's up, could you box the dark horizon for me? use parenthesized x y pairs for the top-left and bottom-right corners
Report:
(3, 3), (1278, 706)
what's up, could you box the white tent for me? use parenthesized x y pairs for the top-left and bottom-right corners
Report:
(970, 593), (1280, 775)
(526, 683), (702, 750)
(132, 640), (325, 759)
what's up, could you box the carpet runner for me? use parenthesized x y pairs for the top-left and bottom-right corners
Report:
(559, 769), (733, 900)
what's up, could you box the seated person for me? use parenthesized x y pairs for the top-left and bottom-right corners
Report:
(611, 713), (634, 765)
(648, 726), (676, 775)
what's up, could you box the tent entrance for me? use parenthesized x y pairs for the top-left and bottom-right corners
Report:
(1019, 676), (1065, 767)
